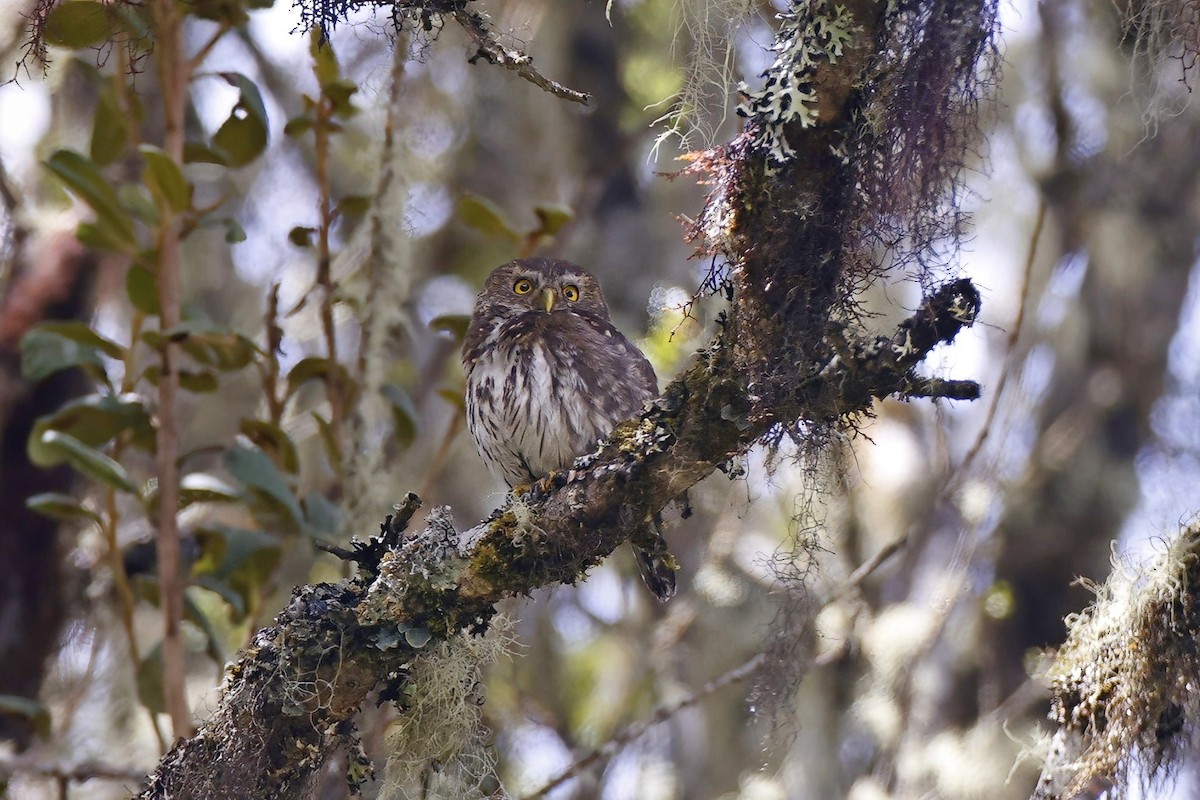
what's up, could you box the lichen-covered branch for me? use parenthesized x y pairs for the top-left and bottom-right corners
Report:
(292, 0), (591, 105)
(139, 1), (998, 793)
(452, 6), (590, 105)
(1032, 521), (1200, 800)
(138, 280), (978, 797)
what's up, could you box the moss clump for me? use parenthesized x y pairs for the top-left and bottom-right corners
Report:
(1044, 521), (1200, 795)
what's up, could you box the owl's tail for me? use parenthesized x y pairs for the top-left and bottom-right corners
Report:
(633, 516), (677, 602)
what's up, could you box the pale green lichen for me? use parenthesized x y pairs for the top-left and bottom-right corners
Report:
(737, 0), (861, 165)
(1042, 521), (1200, 796)
(379, 620), (516, 800)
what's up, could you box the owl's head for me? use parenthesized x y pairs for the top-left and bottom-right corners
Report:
(475, 258), (610, 320)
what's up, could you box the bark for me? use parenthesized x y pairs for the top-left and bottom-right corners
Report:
(139, 3), (992, 794)
(0, 233), (94, 747)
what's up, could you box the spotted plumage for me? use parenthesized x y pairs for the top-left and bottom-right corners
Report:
(463, 258), (675, 600)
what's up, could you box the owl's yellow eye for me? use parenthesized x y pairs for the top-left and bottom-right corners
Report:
(562, 285), (580, 302)
(514, 278), (534, 295)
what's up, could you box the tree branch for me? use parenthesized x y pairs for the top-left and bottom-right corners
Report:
(452, 6), (590, 105)
(1032, 521), (1200, 800)
(150, 0), (192, 739)
(137, 280), (976, 797)
(139, 0), (992, 792)
(523, 535), (907, 799)
(0, 756), (147, 785)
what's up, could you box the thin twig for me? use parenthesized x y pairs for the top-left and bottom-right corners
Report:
(186, 22), (231, 73)
(0, 155), (18, 215)
(0, 757), (147, 784)
(359, 31), (407, 388)
(950, 199), (1046, 485)
(522, 655), (764, 799)
(312, 49), (345, 467)
(0, 153), (28, 272)
(150, 0), (193, 739)
(452, 8), (590, 105)
(522, 536), (907, 799)
(263, 283), (284, 423)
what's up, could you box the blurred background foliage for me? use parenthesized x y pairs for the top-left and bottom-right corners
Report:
(0, 0), (1199, 797)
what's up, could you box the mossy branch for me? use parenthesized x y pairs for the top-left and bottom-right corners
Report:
(1032, 521), (1200, 800)
(138, 1), (994, 793)
(137, 277), (978, 797)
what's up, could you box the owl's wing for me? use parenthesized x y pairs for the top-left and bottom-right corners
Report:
(578, 313), (658, 400)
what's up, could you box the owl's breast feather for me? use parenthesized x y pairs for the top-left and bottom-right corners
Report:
(464, 308), (656, 485)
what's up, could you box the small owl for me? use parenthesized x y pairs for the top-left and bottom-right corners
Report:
(463, 257), (675, 601)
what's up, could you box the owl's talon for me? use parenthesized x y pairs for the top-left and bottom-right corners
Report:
(531, 473), (560, 498)
(509, 474), (559, 500)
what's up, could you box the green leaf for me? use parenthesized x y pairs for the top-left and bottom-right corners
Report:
(184, 330), (258, 371)
(436, 387), (464, 411)
(43, 1), (111, 48)
(126, 265), (160, 314)
(26, 492), (103, 525)
(312, 411), (342, 471)
(301, 492), (343, 540)
(285, 356), (349, 399)
(139, 145), (191, 213)
(28, 393), (155, 463)
(182, 142), (227, 166)
(310, 28), (340, 89)
(35, 430), (138, 493)
(36, 321), (123, 357)
(189, 0), (249, 25)
(222, 218), (247, 243)
(335, 194), (371, 218)
(326, 80), (359, 118)
(179, 472), (241, 506)
(142, 365), (220, 393)
(191, 574), (243, 617)
(35, 321), (124, 358)
(0, 696), (52, 740)
(211, 73), (269, 168)
(19, 321), (123, 383)
(457, 194), (519, 242)
(90, 81), (131, 166)
(183, 588), (227, 666)
(224, 445), (303, 528)
(381, 384), (418, 448)
(44, 149), (136, 248)
(534, 204), (573, 237)
(288, 226), (316, 248)
(283, 116), (312, 137)
(116, 183), (160, 226)
(429, 314), (471, 343)
(136, 646), (165, 715)
(20, 325), (111, 382)
(239, 418), (299, 474)
(194, 525), (282, 621)
(76, 220), (135, 252)
(113, 3), (150, 46)
(180, 370), (220, 392)
(145, 321), (259, 371)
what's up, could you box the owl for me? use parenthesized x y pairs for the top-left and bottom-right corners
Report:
(462, 257), (676, 601)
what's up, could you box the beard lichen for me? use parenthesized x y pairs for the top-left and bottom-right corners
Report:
(379, 619), (516, 800)
(1041, 521), (1200, 797)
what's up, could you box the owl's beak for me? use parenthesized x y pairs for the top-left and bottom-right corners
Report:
(540, 287), (557, 312)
